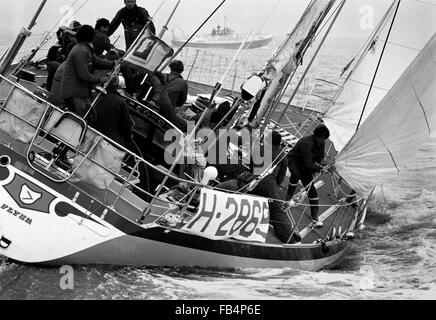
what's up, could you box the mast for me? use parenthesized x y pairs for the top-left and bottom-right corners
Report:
(0, 0), (47, 76)
(242, 0), (337, 130)
(276, 0), (346, 125)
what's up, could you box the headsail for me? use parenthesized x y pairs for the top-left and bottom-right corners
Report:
(335, 33), (436, 197)
(324, 0), (436, 152)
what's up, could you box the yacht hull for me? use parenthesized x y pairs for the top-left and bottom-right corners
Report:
(0, 145), (349, 271)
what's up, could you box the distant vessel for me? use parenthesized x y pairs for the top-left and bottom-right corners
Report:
(171, 25), (273, 49)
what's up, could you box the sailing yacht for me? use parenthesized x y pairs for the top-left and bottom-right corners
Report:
(0, 0), (434, 271)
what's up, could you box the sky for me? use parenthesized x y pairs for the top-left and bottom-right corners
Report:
(0, 0), (395, 42)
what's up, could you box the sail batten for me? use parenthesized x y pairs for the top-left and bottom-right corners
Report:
(335, 33), (436, 197)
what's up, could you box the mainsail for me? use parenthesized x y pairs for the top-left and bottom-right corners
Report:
(324, 0), (436, 152)
(335, 33), (436, 197)
(253, 0), (337, 124)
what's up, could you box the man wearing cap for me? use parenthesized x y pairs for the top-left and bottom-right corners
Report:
(107, 0), (156, 51)
(60, 21), (82, 55)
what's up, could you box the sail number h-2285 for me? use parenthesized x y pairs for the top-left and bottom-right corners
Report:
(182, 189), (270, 243)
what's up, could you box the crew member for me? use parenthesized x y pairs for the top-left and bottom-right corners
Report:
(107, 0), (156, 51)
(286, 124), (330, 227)
(60, 25), (114, 118)
(94, 75), (134, 148)
(138, 71), (187, 131)
(46, 27), (67, 91)
(47, 61), (66, 107)
(61, 21), (82, 56)
(93, 18), (117, 57)
(165, 60), (188, 109)
(55, 25), (114, 169)
(251, 131), (301, 244)
(216, 171), (255, 192)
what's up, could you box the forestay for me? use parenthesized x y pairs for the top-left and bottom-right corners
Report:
(182, 189), (270, 243)
(324, 0), (436, 152)
(335, 33), (436, 198)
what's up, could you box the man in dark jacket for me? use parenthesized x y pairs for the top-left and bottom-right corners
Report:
(48, 61), (66, 107)
(107, 0), (156, 51)
(60, 25), (114, 117)
(165, 60), (188, 109)
(251, 131), (301, 244)
(94, 76), (134, 148)
(93, 18), (116, 57)
(287, 125), (330, 227)
(46, 27), (67, 91)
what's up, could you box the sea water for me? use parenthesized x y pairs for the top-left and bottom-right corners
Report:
(0, 34), (435, 300)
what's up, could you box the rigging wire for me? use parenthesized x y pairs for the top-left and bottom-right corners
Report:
(12, 0), (90, 72)
(256, 0), (281, 34)
(48, 0), (81, 35)
(311, 0), (341, 42)
(355, 0), (402, 131)
(338, 0), (397, 83)
(151, 0), (168, 18)
(158, 0), (227, 71)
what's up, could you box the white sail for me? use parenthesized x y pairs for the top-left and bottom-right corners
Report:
(254, 0), (336, 122)
(335, 33), (436, 197)
(324, 0), (436, 152)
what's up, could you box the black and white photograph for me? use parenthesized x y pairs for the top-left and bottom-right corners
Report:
(0, 0), (435, 304)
